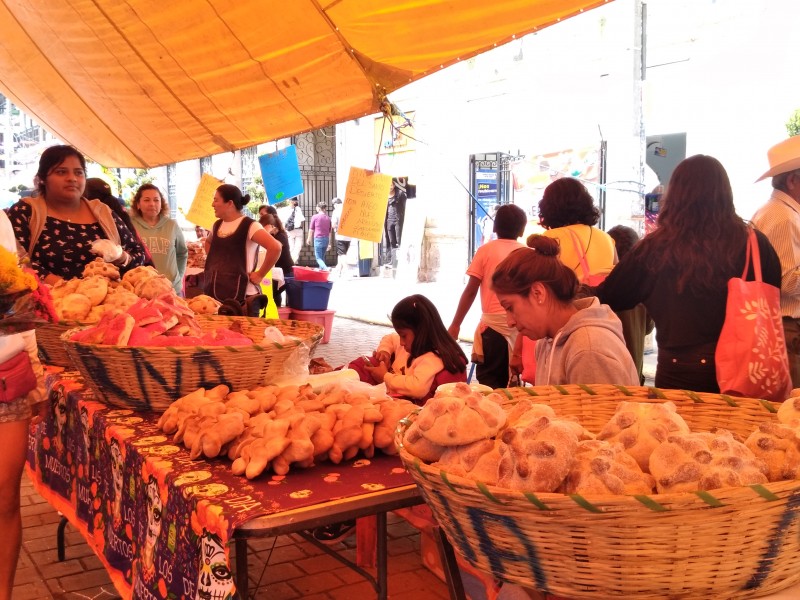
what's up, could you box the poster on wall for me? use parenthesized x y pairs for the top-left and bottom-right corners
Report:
(374, 111), (416, 155)
(258, 145), (304, 203)
(337, 167), (393, 243)
(510, 145), (601, 227)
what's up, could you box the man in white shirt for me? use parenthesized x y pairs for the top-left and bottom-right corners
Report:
(279, 198), (305, 262)
(752, 135), (800, 386)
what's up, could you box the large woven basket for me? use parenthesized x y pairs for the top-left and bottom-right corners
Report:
(62, 316), (323, 412)
(396, 384), (800, 599)
(36, 321), (81, 367)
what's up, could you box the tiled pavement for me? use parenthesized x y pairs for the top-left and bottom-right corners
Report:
(15, 274), (655, 599)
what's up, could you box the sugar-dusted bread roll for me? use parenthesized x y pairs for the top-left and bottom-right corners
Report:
(413, 390), (506, 446)
(188, 294), (221, 315)
(649, 429), (767, 494)
(122, 265), (159, 290)
(58, 293), (92, 321)
(745, 421), (800, 482)
(402, 420), (447, 462)
(559, 439), (655, 495)
(598, 401), (690, 473)
(435, 438), (502, 484)
(777, 395), (800, 429)
(76, 275), (109, 307)
(136, 274), (174, 299)
(496, 415), (579, 492)
(82, 257), (120, 280)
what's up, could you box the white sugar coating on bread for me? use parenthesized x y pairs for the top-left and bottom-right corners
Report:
(597, 401), (690, 473)
(745, 421), (800, 482)
(650, 430), (767, 494)
(559, 439), (655, 495)
(413, 393), (507, 446)
(496, 416), (579, 492)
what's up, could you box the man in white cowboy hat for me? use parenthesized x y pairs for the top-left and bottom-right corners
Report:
(752, 135), (800, 386)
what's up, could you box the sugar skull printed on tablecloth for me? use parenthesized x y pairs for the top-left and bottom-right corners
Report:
(191, 501), (235, 600)
(139, 463), (169, 583)
(51, 386), (69, 457)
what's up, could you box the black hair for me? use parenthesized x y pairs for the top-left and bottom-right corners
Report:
(493, 204), (527, 239)
(492, 237), (578, 303)
(538, 177), (600, 229)
(606, 225), (639, 260)
(216, 184), (250, 211)
(390, 294), (467, 373)
(36, 145), (87, 197)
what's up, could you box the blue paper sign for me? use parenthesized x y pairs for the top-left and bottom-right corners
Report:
(258, 145), (304, 204)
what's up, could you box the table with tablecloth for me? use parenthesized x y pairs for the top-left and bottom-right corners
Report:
(26, 369), (421, 600)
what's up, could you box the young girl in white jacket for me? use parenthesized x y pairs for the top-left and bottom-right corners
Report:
(363, 294), (468, 404)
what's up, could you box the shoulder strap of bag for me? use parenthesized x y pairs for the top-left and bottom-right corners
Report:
(24, 198), (45, 257)
(743, 226), (762, 283)
(567, 227), (592, 283)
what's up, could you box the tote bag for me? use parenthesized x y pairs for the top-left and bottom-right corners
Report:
(716, 228), (792, 401)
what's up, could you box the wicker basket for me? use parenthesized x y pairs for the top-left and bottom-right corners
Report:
(396, 384), (800, 599)
(36, 321), (82, 367)
(62, 316), (323, 412)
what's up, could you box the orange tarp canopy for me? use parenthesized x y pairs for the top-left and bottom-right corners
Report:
(0, 0), (607, 168)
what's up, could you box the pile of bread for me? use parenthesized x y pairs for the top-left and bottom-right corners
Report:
(186, 241), (206, 269)
(157, 382), (418, 479)
(49, 259), (222, 322)
(402, 383), (800, 495)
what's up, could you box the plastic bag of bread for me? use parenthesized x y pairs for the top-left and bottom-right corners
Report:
(559, 439), (655, 495)
(598, 401), (690, 473)
(649, 429), (768, 493)
(745, 421), (800, 482)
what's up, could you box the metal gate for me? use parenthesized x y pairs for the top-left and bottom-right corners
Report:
(292, 127), (337, 267)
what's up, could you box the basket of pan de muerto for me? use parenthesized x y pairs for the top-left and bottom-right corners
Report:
(63, 315), (323, 412)
(396, 383), (800, 599)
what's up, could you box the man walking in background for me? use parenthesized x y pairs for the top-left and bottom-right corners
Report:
(280, 197), (305, 263)
(752, 135), (800, 386)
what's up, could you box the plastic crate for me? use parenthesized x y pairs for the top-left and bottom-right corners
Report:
(293, 265), (330, 282)
(290, 309), (335, 343)
(286, 279), (333, 311)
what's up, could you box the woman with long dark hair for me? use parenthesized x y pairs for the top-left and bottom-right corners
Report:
(597, 154), (782, 391)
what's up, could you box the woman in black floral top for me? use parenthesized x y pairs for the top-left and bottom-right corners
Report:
(7, 146), (146, 284)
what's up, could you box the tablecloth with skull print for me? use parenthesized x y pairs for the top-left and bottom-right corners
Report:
(26, 369), (415, 600)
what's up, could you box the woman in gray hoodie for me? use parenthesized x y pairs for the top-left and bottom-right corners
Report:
(131, 184), (188, 295)
(492, 235), (638, 386)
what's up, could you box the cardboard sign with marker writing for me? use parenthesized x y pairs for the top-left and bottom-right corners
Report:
(337, 167), (392, 243)
(184, 173), (223, 230)
(258, 145), (304, 204)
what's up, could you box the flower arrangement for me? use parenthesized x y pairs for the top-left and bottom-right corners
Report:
(0, 245), (57, 333)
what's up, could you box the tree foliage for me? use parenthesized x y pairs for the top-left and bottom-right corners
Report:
(786, 109), (800, 137)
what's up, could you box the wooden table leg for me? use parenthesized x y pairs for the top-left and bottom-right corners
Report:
(235, 537), (249, 600)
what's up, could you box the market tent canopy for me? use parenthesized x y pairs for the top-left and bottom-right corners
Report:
(0, 0), (607, 168)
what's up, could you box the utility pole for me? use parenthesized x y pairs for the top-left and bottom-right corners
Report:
(633, 0), (647, 234)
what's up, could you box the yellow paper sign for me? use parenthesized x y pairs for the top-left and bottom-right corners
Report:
(184, 174), (223, 230)
(337, 167), (392, 243)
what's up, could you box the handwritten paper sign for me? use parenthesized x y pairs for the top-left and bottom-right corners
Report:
(184, 173), (223, 230)
(258, 145), (304, 204)
(337, 167), (392, 243)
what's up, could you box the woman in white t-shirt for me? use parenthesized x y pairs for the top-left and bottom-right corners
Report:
(203, 184), (282, 315)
